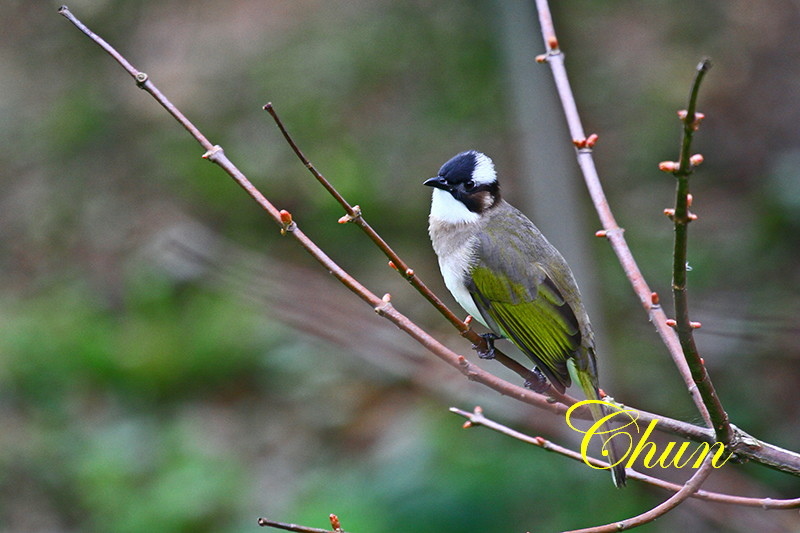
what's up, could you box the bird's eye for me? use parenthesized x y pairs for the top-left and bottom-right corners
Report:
(465, 179), (476, 191)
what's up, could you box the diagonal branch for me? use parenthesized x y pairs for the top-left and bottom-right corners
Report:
(451, 406), (800, 510)
(263, 102), (558, 395)
(59, 3), (800, 481)
(56, 4), (563, 418)
(532, 0), (712, 426)
(568, 455), (716, 533)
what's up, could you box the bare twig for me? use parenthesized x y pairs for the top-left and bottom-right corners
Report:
(451, 407), (800, 510)
(661, 60), (733, 446)
(257, 516), (347, 533)
(59, 4), (800, 477)
(569, 455), (716, 533)
(532, 0), (711, 425)
(56, 4), (564, 419)
(263, 102), (555, 394)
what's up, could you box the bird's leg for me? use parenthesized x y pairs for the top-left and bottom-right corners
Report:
(474, 332), (502, 359)
(523, 367), (550, 393)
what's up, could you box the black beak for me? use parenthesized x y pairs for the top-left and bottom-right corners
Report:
(423, 176), (450, 191)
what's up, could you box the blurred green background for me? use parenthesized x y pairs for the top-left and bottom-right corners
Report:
(3, 1), (800, 532)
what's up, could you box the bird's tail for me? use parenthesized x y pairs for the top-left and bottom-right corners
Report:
(569, 361), (627, 488)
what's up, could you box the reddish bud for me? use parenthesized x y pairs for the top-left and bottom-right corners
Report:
(337, 214), (350, 224)
(382, 293), (392, 303)
(659, 161), (679, 172)
(665, 319), (677, 327)
(664, 208), (676, 218)
(688, 212), (699, 221)
(691, 321), (702, 329)
(388, 260), (398, 271)
(464, 315), (473, 326)
(690, 154), (704, 166)
(687, 194), (693, 207)
(533, 436), (546, 446)
(547, 36), (559, 50)
(651, 292), (660, 306)
(535, 54), (548, 63)
(595, 229), (608, 238)
(585, 133), (599, 148)
(405, 268), (414, 277)
(279, 209), (293, 225)
(572, 138), (586, 148)
(462, 420), (473, 429)
(329, 514), (342, 531)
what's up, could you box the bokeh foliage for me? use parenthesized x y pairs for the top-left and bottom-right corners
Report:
(2, 1), (799, 532)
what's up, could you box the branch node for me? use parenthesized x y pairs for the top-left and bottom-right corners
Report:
(572, 134), (598, 149)
(134, 71), (149, 87)
(337, 205), (362, 224)
(373, 295), (393, 316)
(201, 145), (224, 161)
(679, 109), (707, 131)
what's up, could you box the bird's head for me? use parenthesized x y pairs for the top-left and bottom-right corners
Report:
(424, 150), (501, 224)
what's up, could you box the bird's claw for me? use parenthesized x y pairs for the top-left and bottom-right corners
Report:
(523, 367), (550, 393)
(474, 332), (501, 359)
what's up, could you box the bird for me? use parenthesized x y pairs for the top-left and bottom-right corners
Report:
(424, 150), (626, 487)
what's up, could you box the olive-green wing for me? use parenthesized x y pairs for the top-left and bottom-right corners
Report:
(468, 262), (581, 393)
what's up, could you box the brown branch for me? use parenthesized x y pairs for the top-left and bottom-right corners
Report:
(451, 407), (800, 510)
(532, 0), (800, 481)
(532, 0), (712, 425)
(56, 3), (564, 419)
(257, 516), (347, 533)
(570, 456), (716, 533)
(262, 102), (555, 395)
(58, 4), (800, 478)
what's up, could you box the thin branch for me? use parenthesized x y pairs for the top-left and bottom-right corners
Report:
(263, 103), (555, 394)
(59, 4), (800, 476)
(257, 517), (346, 533)
(663, 60), (734, 446)
(56, 4), (564, 420)
(451, 406), (800, 510)
(532, 0), (711, 425)
(569, 456), (716, 533)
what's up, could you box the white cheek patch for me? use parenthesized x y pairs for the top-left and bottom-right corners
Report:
(471, 152), (496, 185)
(429, 188), (480, 224)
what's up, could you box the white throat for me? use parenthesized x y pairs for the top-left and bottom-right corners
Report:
(429, 188), (480, 224)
